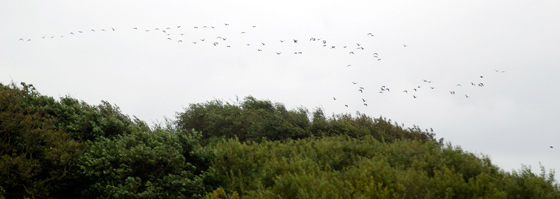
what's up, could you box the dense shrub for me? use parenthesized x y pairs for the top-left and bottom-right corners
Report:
(0, 82), (148, 198)
(77, 130), (219, 198)
(1, 82), (558, 198)
(176, 96), (437, 144)
(207, 135), (560, 198)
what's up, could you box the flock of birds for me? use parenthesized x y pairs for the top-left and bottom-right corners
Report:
(18, 23), (507, 110)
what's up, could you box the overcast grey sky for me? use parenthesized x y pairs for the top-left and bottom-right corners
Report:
(2, 0), (560, 176)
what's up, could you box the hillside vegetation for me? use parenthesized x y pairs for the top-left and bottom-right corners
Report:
(1, 82), (559, 198)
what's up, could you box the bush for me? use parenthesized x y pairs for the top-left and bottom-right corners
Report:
(78, 130), (219, 198)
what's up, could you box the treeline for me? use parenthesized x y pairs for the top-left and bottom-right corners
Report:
(0, 82), (559, 198)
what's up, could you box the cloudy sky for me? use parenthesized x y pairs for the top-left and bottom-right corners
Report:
(2, 0), (559, 176)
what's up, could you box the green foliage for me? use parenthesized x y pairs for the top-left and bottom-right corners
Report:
(0, 82), (85, 198)
(176, 96), (437, 144)
(0, 82), (148, 198)
(77, 130), (219, 198)
(1, 82), (559, 198)
(176, 96), (312, 143)
(207, 136), (560, 198)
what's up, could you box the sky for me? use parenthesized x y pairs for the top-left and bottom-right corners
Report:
(2, 0), (560, 177)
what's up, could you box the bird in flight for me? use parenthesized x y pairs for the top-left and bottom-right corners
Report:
(403, 44), (408, 47)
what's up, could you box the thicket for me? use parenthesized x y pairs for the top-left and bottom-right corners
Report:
(176, 96), (437, 144)
(1, 82), (559, 198)
(207, 136), (560, 198)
